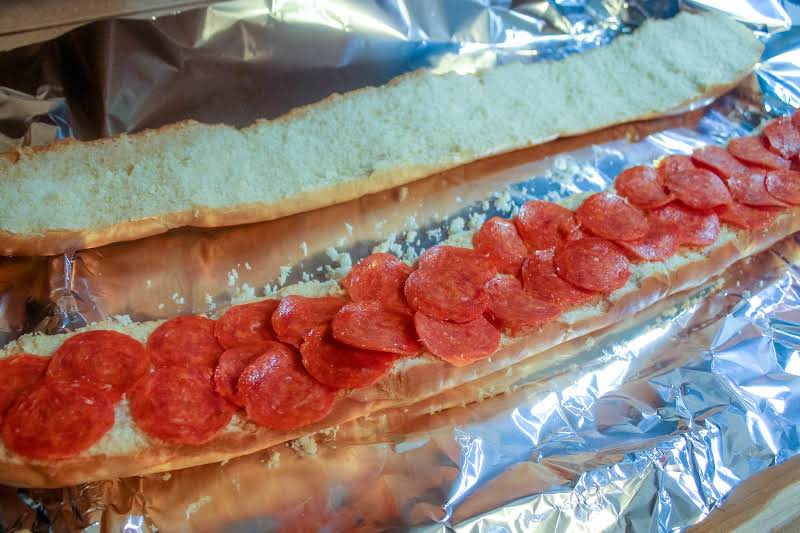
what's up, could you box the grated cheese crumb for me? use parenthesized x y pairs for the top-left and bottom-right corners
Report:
(204, 293), (216, 312)
(264, 451), (281, 469)
(244, 262), (252, 271)
(145, 279), (152, 289)
(157, 303), (165, 310)
(426, 228), (442, 241)
(493, 190), (513, 213)
(344, 223), (353, 236)
(448, 217), (465, 236)
(279, 265), (292, 286)
(171, 293), (185, 306)
(397, 186), (409, 202)
(289, 435), (318, 456)
(227, 269), (239, 288)
(299, 241), (308, 257)
(468, 212), (486, 231)
(185, 496), (212, 519)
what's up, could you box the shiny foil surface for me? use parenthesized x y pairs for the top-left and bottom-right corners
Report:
(2, 1), (800, 531)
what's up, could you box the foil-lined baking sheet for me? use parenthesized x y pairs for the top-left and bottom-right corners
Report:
(3, 0), (800, 531)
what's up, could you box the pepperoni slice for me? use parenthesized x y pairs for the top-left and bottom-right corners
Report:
(650, 203), (720, 247)
(614, 165), (672, 209)
(514, 200), (576, 251)
(521, 249), (596, 306)
(238, 347), (337, 431)
(663, 168), (732, 210)
(765, 170), (800, 205)
(728, 168), (787, 207)
(692, 145), (749, 179)
(716, 202), (776, 231)
(300, 324), (399, 389)
(213, 343), (277, 406)
(130, 366), (234, 445)
(763, 117), (800, 159)
(404, 267), (486, 323)
(341, 253), (412, 313)
(0, 355), (49, 418)
(47, 330), (149, 399)
(728, 136), (791, 170)
(484, 277), (560, 335)
(2, 379), (114, 460)
(554, 238), (630, 293)
(147, 316), (223, 369)
(418, 246), (497, 285)
(214, 300), (279, 349)
(616, 218), (680, 262)
(473, 217), (528, 275)
(575, 192), (649, 241)
(413, 313), (500, 367)
(271, 295), (348, 348)
(332, 301), (421, 356)
(657, 155), (696, 180)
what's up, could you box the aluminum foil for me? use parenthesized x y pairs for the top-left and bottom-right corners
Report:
(3, 0), (800, 532)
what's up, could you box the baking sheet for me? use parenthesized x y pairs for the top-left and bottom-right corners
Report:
(2, 1), (800, 531)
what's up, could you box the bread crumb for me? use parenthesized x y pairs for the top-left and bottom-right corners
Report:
(397, 186), (409, 201)
(299, 241), (308, 257)
(161, 472), (171, 481)
(185, 496), (212, 519)
(289, 435), (318, 456)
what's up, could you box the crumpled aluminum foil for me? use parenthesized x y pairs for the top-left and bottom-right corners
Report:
(3, 1), (800, 532)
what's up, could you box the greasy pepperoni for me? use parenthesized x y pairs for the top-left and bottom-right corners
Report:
(657, 155), (696, 180)
(554, 238), (631, 293)
(238, 348), (337, 431)
(765, 170), (800, 205)
(521, 249), (596, 306)
(716, 202), (776, 231)
(484, 277), (560, 335)
(130, 366), (234, 445)
(514, 200), (576, 251)
(341, 253), (412, 313)
(271, 295), (348, 348)
(763, 117), (800, 159)
(332, 301), (422, 356)
(404, 267), (486, 323)
(47, 330), (149, 399)
(616, 218), (680, 262)
(728, 168), (787, 207)
(614, 165), (672, 209)
(650, 203), (720, 247)
(692, 145), (749, 179)
(418, 246), (497, 285)
(300, 324), (399, 389)
(413, 313), (500, 367)
(575, 192), (649, 241)
(213, 343), (277, 406)
(0, 355), (49, 418)
(214, 299), (279, 349)
(147, 316), (223, 369)
(2, 379), (114, 460)
(664, 168), (732, 210)
(728, 136), (791, 170)
(473, 217), (528, 275)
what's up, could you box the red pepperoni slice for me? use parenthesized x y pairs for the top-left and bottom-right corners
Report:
(332, 301), (421, 356)
(2, 379), (114, 460)
(614, 165), (672, 209)
(473, 217), (528, 275)
(521, 249), (596, 306)
(716, 202), (776, 231)
(414, 313), (500, 367)
(238, 347), (337, 431)
(554, 238), (631, 293)
(792, 109), (800, 131)
(418, 246), (497, 285)
(214, 300), (279, 349)
(47, 330), (149, 399)
(341, 253), (412, 313)
(514, 200), (576, 251)
(0, 355), (49, 418)
(692, 146), (749, 179)
(484, 277), (560, 335)
(147, 316), (223, 369)
(657, 154), (696, 181)
(404, 267), (486, 323)
(763, 117), (800, 159)
(130, 366), (234, 445)
(650, 203), (720, 246)
(765, 170), (800, 205)
(560, 216), (588, 242)
(271, 295), (348, 348)
(213, 343), (277, 406)
(300, 324), (399, 389)
(728, 168), (787, 207)
(663, 168), (732, 210)
(616, 218), (680, 262)
(728, 136), (791, 170)
(575, 192), (649, 241)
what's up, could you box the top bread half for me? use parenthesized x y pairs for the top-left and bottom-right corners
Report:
(0, 12), (763, 256)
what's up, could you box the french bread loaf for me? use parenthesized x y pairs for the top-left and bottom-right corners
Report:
(0, 11), (762, 256)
